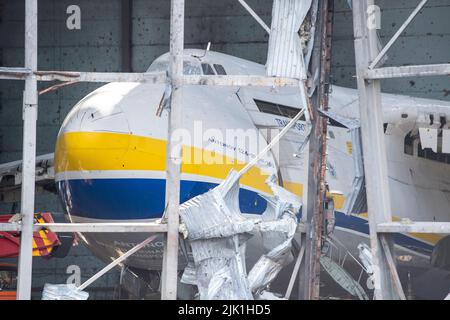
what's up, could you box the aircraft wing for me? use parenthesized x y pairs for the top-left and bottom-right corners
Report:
(0, 153), (55, 203)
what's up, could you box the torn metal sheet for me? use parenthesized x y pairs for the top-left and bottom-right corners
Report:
(180, 170), (301, 300)
(358, 243), (374, 275)
(342, 126), (367, 215)
(41, 284), (89, 300)
(179, 170), (254, 300)
(319, 110), (366, 215)
(266, 0), (312, 79)
(156, 72), (172, 117)
(319, 255), (369, 300)
(303, 0), (319, 69)
(180, 171), (255, 241)
(318, 110), (360, 130)
(180, 261), (197, 286)
(247, 175), (299, 296)
(255, 291), (286, 300)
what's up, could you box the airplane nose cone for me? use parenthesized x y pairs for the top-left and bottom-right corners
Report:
(53, 82), (170, 221)
(59, 83), (136, 136)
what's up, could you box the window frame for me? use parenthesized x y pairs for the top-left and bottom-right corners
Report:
(254, 99), (306, 121)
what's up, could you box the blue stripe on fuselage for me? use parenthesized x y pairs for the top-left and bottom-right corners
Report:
(57, 178), (267, 220)
(57, 178), (433, 256)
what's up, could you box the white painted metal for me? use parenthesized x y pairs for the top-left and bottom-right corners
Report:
(0, 223), (21, 232)
(238, 108), (305, 178)
(266, 0), (312, 79)
(36, 222), (168, 233)
(0, 67), (32, 80)
(379, 235), (407, 300)
(351, 0), (450, 301)
(237, 0), (271, 34)
(377, 222), (450, 234)
(16, 0), (38, 301)
(0, 222), (306, 234)
(352, 0), (400, 300)
(161, 0), (184, 301)
(366, 64), (450, 79)
(36, 71), (167, 83)
(368, 0), (428, 70)
(183, 75), (300, 87)
(285, 244), (305, 299)
(1, 70), (302, 88)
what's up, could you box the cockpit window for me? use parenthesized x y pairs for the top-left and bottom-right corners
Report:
(147, 60), (168, 72)
(183, 61), (201, 75)
(213, 64), (227, 75)
(254, 99), (306, 120)
(147, 60), (201, 75)
(201, 63), (216, 75)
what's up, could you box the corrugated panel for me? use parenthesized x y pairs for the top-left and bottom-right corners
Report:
(266, 0), (312, 79)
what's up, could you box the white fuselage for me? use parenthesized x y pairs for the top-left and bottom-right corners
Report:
(55, 50), (450, 280)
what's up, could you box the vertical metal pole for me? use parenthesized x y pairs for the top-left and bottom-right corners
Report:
(302, 0), (333, 300)
(17, 0), (38, 300)
(352, 0), (399, 300)
(161, 0), (184, 300)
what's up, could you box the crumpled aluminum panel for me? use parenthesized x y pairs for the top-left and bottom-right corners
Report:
(179, 170), (253, 300)
(318, 110), (367, 215)
(41, 284), (89, 300)
(266, 0), (313, 79)
(179, 170), (301, 300)
(320, 255), (369, 300)
(342, 126), (367, 215)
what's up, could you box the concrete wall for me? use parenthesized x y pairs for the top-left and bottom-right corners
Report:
(332, 0), (450, 100)
(0, 0), (449, 299)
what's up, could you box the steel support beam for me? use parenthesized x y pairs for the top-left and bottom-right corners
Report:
(302, 0), (333, 301)
(237, 0), (271, 34)
(369, 0), (428, 69)
(0, 222), (307, 234)
(183, 75), (300, 87)
(35, 71), (166, 83)
(0, 223), (22, 232)
(379, 235), (407, 300)
(16, 0), (38, 301)
(352, 0), (403, 300)
(377, 222), (450, 234)
(366, 63), (450, 79)
(160, 0), (184, 301)
(0, 68), (302, 87)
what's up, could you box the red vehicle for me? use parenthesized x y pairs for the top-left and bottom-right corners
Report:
(0, 213), (73, 300)
(0, 263), (17, 300)
(0, 213), (62, 259)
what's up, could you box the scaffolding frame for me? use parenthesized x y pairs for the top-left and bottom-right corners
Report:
(352, 0), (450, 300)
(0, 0), (311, 300)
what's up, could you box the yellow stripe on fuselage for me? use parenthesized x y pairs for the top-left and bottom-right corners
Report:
(283, 181), (303, 198)
(55, 131), (304, 196)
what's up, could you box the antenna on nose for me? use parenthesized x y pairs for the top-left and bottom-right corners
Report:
(193, 42), (211, 59)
